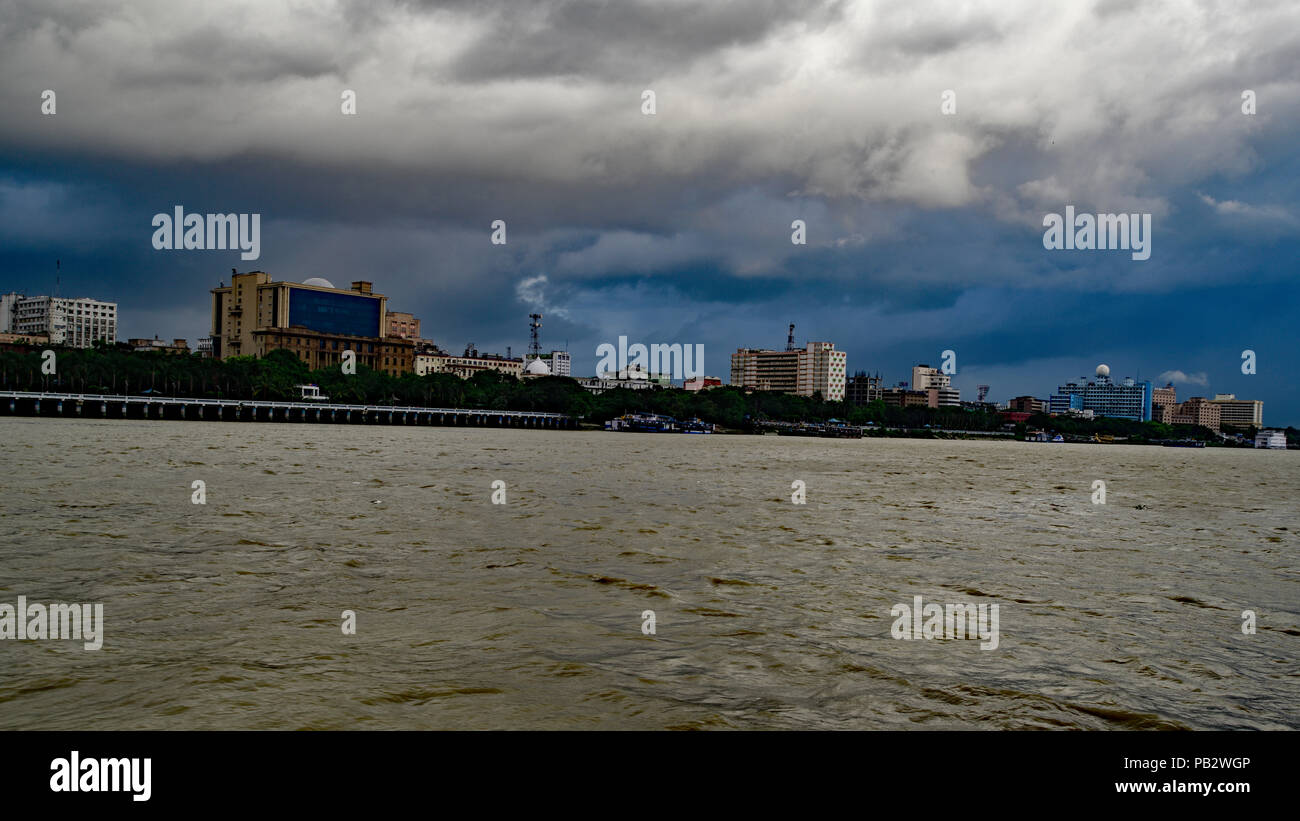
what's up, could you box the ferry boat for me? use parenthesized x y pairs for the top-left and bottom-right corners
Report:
(1255, 429), (1287, 449)
(1160, 439), (1206, 448)
(679, 417), (715, 434)
(777, 423), (822, 437)
(820, 421), (864, 439)
(605, 413), (677, 433)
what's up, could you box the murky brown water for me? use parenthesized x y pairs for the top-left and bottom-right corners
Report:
(0, 417), (1296, 729)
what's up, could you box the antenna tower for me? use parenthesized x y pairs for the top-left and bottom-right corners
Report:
(529, 313), (543, 361)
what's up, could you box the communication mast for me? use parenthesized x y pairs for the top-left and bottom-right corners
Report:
(786, 323), (796, 351)
(528, 313), (543, 361)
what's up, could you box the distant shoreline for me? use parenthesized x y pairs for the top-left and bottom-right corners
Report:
(5, 392), (1290, 449)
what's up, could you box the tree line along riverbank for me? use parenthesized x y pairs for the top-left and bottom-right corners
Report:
(2, 345), (1293, 445)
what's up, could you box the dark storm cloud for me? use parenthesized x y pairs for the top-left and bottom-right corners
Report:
(0, 0), (1298, 418)
(446, 0), (846, 82)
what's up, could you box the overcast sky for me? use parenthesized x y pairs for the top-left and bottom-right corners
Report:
(2, 0), (1297, 421)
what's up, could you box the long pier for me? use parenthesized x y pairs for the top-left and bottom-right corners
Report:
(0, 391), (577, 429)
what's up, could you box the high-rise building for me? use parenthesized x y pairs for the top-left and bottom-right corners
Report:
(798, 342), (847, 400)
(1210, 394), (1264, 428)
(732, 341), (846, 401)
(210, 272), (412, 376)
(731, 348), (800, 393)
(1048, 364), (1152, 421)
(9, 295), (118, 348)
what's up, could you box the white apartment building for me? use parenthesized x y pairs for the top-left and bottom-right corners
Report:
(540, 350), (571, 377)
(11, 295), (118, 348)
(798, 342), (847, 401)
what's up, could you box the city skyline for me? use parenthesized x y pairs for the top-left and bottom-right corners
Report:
(1, 1), (1295, 420)
(0, 273), (1282, 426)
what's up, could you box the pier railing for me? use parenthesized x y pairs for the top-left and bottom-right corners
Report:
(0, 390), (576, 428)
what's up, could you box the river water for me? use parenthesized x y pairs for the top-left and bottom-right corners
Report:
(0, 417), (1295, 729)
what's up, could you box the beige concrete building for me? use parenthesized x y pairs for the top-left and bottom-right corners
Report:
(416, 349), (523, 380)
(1152, 383), (1177, 422)
(210, 272), (412, 376)
(882, 388), (930, 408)
(911, 364), (947, 391)
(1210, 393), (1264, 428)
(254, 328), (413, 377)
(387, 311), (420, 340)
(912, 364), (960, 407)
(731, 341), (846, 401)
(0, 331), (49, 345)
(926, 387), (961, 408)
(731, 348), (800, 393)
(1167, 397), (1221, 431)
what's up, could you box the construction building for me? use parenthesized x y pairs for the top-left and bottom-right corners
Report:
(846, 371), (884, 405)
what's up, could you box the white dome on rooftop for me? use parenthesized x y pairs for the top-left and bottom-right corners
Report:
(525, 358), (551, 375)
(1096, 364), (1110, 378)
(303, 277), (335, 289)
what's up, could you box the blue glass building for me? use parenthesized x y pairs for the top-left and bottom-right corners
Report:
(1049, 365), (1152, 421)
(288, 288), (381, 338)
